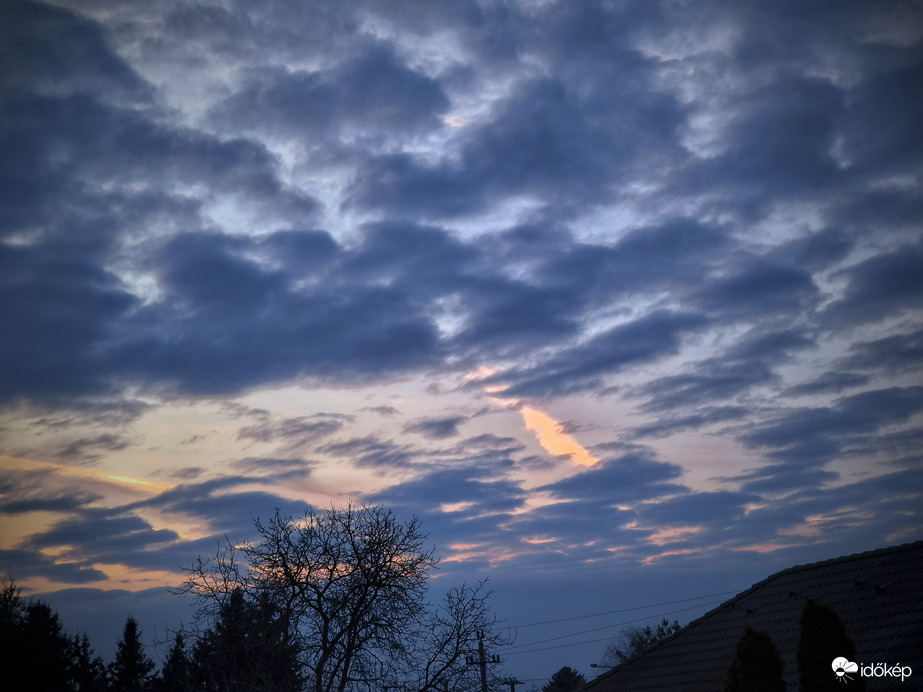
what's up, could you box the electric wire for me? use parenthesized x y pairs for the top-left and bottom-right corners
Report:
(507, 589), (739, 629)
(500, 599), (727, 654)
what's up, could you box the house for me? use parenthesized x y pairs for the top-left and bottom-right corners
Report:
(582, 540), (923, 691)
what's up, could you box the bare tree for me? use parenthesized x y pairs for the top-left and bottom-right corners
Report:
(181, 503), (507, 692)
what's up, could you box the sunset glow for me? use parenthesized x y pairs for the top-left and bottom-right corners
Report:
(2, 0), (921, 683)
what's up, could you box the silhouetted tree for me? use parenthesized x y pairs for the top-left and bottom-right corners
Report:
(22, 600), (75, 691)
(1, 577), (107, 692)
(797, 601), (865, 691)
(68, 632), (108, 692)
(181, 503), (506, 692)
(155, 631), (192, 692)
(600, 618), (682, 666)
(724, 624), (786, 692)
(0, 577), (25, 687)
(110, 615), (155, 692)
(190, 587), (300, 692)
(542, 666), (586, 692)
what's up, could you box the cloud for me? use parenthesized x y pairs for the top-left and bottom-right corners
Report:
(742, 386), (923, 467)
(782, 371), (871, 397)
(840, 328), (923, 375)
(685, 74), (843, 209)
(631, 406), (750, 439)
(0, 549), (107, 584)
(0, 1), (152, 101)
(538, 453), (685, 505)
(2, 0), (923, 674)
(639, 328), (815, 413)
(501, 311), (708, 398)
(318, 435), (420, 470)
(55, 434), (133, 463)
(210, 43), (450, 137)
(237, 415), (346, 447)
(403, 415), (468, 440)
(823, 244), (923, 327)
(695, 262), (820, 318)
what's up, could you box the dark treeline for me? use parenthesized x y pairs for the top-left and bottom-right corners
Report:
(0, 575), (303, 692)
(1, 577), (148, 692)
(1, 503), (507, 692)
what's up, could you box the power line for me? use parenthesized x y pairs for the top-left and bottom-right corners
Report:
(500, 599), (728, 655)
(507, 589), (739, 629)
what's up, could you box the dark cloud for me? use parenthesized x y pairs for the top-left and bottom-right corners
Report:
(546, 219), (732, 298)
(367, 467), (526, 519)
(134, 477), (308, 538)
(349, 15), (686, 217)
(237, 415), (346, 446)
(55, 434), (133, 462)
(403, 415), (468, 440)
(640, 328), (815, 412)
(2, 0), (923, 674)
(0, 549), (106, 583)
(637, 491), (759, 527)
(695, 262), (820, 318)
(0, 239), (138, 404)
(742, 386), (923, 466)
(782, 371), (871, 397)
(631, 406), (750, 439)
(538, 453), (685, 505)
(841, 53), (923, 176)
(0, 477), (100, 514)
(502, 311), (708, 398)
(684, 74), (844, 212)
(318, 436), (419, 470)
(210, 43), (449, 137)
(21, 508), (181, 571)
(840, 328), (923, 375)
(0, 1), (152, 101)
(362, 405), (402, 417)
(822, 243), (923, 327)
(232, 457), (313, 479)
(108, 231), (442, 396)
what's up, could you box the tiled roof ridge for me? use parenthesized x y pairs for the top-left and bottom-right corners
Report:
(692, 538), (923, 627)
(582, 539), (923, 690)
(753, 538), (923, 587)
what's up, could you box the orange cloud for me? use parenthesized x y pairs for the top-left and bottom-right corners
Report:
(520, 406), (598, 467)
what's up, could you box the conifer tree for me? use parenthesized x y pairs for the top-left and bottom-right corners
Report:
(724, 624), (786, 692)
(191, 587), (299, 692)
(156, 631), (192, 692)
(542, 666), (587, 692)
(23, 601), (74, 692)
(797, 601), (865, 691)
(110, 615), (155, 692)
(69, 632), (108, 692)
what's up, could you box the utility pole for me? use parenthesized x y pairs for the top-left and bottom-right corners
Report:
(466, 630), (501, 692)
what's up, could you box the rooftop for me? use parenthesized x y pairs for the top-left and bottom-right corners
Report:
(583, 540), (923, 691)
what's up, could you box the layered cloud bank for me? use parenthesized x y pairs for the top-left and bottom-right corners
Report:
(1, 1), (921, 671)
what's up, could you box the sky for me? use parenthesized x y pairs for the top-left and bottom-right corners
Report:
(1, 0), (922, 684)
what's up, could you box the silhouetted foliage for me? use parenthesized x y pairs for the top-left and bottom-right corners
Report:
(724, 624), (786, 692)
(0, 576), (106, 692)
(542, 666), (586, 692)
(181, 503), (507, 692)
(797, 601), (865, 691)
(600, 618), (682, 666)
(155, 632), (192, 692)
(190, 587), (300, 692)
(69, 632), (109, 692)
(24, 601), (76, 691)
(110, 615), (155, 692)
